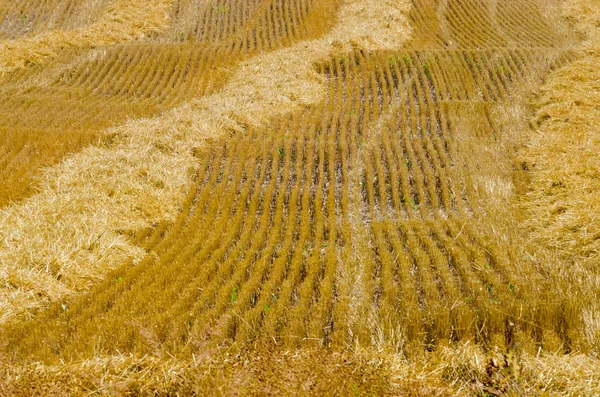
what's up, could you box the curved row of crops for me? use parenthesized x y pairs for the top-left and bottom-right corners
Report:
(0, 0), (339, 207)
(161, 0), (339, 45)
(0, 0), (108, 40)
(4, 0), (583, 363)
(409, 0), (568, 49)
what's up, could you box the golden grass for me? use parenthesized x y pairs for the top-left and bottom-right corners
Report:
(192, 0), (412, 132)
(1, 345), (598, 396)
(2, 0), (600, 394)
(0, 0), (411, 325)
(0, 1), (340, 208)
(520, 0), (600, 355)
(523, 1), (600, 262)
(0, 0), (173, 75)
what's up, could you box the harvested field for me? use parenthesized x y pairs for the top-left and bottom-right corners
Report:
(0, 0), (599, 394)
(0, 0), (339, 206)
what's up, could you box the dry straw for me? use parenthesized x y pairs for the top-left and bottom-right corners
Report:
(1, 345), (598, 395)
(0, 0), (412, 324)
(0, 0), (173, 76)
(523, 0), (600, 262)
(521, 0), (600, 354)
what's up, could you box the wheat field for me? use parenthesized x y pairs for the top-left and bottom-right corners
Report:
(1, 0), (599, 395)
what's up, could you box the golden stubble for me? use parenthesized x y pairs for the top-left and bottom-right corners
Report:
(520, 0), (600, 354)
(1, 344), (599, 395)
(0, 0), (173, 76)
(0, 0), (412, 324)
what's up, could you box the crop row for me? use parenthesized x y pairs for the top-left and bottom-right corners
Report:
(161, 0), (340, 46)
(3, 37), (563, 359)
(0, 0), (104, 40)
(408, 0), (570, 50)
(1, 0), (578, 361)
(0, 0), (340, 206)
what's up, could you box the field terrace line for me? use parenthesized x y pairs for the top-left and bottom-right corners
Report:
(0, 0), (412, 324)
